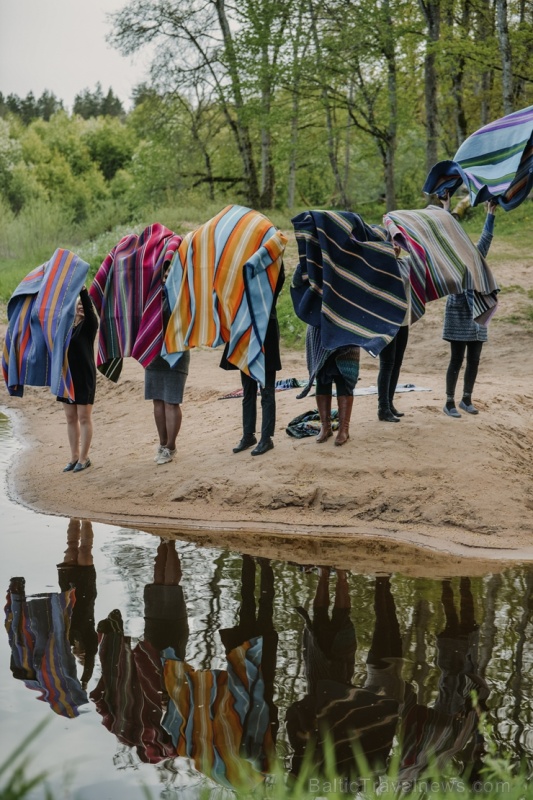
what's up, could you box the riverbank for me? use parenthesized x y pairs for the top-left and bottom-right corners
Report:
(2, 237), (533, 576)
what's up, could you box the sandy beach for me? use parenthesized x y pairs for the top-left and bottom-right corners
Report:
(2, 236), (533, 577)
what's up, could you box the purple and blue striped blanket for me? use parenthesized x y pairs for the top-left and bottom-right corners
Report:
(423, 105), (533, 210)
(291, 210), (407, 357)
(89, 224), (182, 381)
(2, 249), (89, 399)
(4, 585), (89, 718)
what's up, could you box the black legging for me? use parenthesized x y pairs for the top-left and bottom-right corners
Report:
(445, 340), (483, 399)
(377, 326), (410, 408)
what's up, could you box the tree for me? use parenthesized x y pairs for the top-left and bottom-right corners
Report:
(418, 0), (441, 173)
(73, 83), (124, 119)
(495, 0), (514, 114)
(110, 0), (294, 208)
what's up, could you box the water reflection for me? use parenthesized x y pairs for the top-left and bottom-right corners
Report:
(2, 509), (533, 796)
(4, 518), (98, 718)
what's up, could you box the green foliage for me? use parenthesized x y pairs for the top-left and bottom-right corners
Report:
(83, 117), (136, 181)
(73, 83), (124, 119)
(0, 718), (51, 800)
(0, 90), (64, 125)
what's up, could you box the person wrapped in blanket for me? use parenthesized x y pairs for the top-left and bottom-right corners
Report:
(286, 572), (402, 782)
(90, 538), (188, 764)
(220, 263), (286, 457)
(291, 267), (358, 446)
(58, 286), (98, 473)
(145, 267), (191, 465)
(441, 195), (498, 418)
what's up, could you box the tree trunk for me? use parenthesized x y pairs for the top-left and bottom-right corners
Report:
(383, 0), (397, 211)
(215, 0), (261, 207)
(418, 0), (441, 173)
(260, 45), (275, 208)
(288, 89), (300, 210)
(495, 0), (513, 115)
(308, 0), (347, 207)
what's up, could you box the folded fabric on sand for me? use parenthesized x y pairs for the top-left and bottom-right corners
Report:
(89, 223), (182, 382)
(290, 210), (407, 358)
(383, 206), (499, 324)
(422, 104), (533, 211)
(286, 409), (340, 438)
(2, 249), (89, 399)
(163, 205), (287, 387)
(218, 377), (307, 399)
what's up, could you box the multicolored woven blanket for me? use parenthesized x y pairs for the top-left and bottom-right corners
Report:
(383, 206), (499, 322)
(2, 249), (89, 399)
(423, 104), (533, 210)
(89, 223), (182, 381)
(4, 585), (88, 718)
(290, 210), (407, 357)
(163, 205), (286, 387)
(162, 636), (273, 789)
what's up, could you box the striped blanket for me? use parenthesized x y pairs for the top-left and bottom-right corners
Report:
(290, 210), (407, 357)
(162, 636), (273, 790)
(4, 585), (88, 718)
(2, 249), (89, 399)
(423, 104), (533, 210)
(163, 205), (287, 386)
(89, 224), (182, 381)
(90, 613), (176, 764)
(383, 206), (499, 322)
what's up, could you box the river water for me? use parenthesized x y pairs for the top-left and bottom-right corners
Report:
(1, 411), (532, 799)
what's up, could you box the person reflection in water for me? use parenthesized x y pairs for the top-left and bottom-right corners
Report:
(56, 518), (98, 689)
(4, 580), (89, 718)
(219, 555), (279, 748)
(90, 538), (187, 764)
(398, 577), (489, 786)
(286, 573), (402, 781)
(162, 553), (278, 790)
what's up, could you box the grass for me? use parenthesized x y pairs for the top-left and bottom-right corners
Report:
(0, 717), (530, 800)
(0, 719), (52, 800)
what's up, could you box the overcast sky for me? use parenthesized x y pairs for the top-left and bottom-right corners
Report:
(0, 0), (151, 110)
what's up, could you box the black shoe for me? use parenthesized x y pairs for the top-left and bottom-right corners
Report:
(378, 408), (400, 422)
(251, 438), (274, 456)
(233, 434), (257, 453)
(390, 404), (404, 417)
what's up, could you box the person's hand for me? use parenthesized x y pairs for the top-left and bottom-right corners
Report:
(485, 199), (498, 214)
(441, 190), (451, 212)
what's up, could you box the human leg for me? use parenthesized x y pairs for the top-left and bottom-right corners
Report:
(164, 402), (182, 451)
(377, 337), (398, 422)
(334, 377), (353, 446)
(62, 403), (80, 466)
(389, 326), (409, 416)
(252, 371), (276, 456)
(153, 399), (168, 446)
(259, 370), (276, 441)
(444, 341), (467, 417)
(459, 341), (483, 414)
(234, 371), (258, 452)
(77, 404), (93, 462)
(315, 376), (333, 443)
